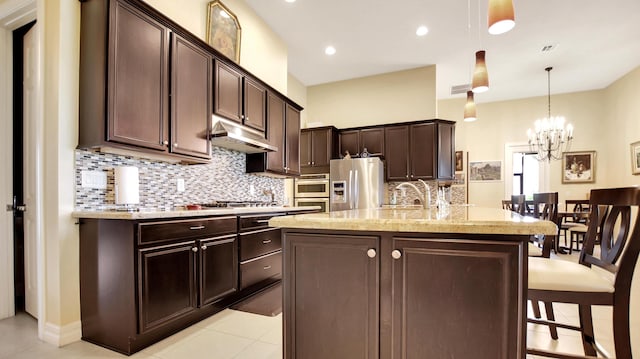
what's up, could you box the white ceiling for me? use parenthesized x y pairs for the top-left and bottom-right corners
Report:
(244, 0), (640, 103)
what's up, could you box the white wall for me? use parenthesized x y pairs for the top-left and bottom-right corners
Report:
(306, 65), (436, 129)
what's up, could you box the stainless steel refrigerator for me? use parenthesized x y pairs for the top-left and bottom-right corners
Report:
(330, 158), (384, 211)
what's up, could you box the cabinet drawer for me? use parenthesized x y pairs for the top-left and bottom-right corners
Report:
(240, 251), (282, 290)
(239, 228), (281, 261)
(239, 213), (284, 232)
(139, 216), (237, 245)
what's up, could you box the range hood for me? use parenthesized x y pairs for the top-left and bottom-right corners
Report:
(209, 115), (277, 153)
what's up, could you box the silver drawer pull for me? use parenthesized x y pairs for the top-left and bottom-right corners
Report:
(189, 225), (205, 230)
(262, 239), (272, 244)
(255, 220), (270, 224)
(201, 245), (207, 250)
(263, 265), (272, 270)
(191, 247), (198, 252)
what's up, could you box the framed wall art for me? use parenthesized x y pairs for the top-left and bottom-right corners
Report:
(631, 141), (640, 175)
(455, 151), (463, 172)
(562, 151), (596, 183)
(469, 161), (502, 182)
(206, 1), (241, 63)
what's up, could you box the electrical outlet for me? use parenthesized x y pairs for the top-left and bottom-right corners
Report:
(177, 178), (185, 192)
(81, 170), (107, 189)
(249, 184), (255, 196)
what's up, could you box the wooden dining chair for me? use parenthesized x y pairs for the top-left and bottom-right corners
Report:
(511, 194), (526, 216)
(501, 199), (513, 211)
(527, 187), (640, 358)
(528, 192), (560, 337)
(531, 192), (560, 257)
(560, 199), (591, 248)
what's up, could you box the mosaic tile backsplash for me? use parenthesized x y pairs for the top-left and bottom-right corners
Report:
(75, 147), (285, 211)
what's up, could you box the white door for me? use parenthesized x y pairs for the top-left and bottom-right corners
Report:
(0, 27), (15, 320)
(23, 23), (39, 318)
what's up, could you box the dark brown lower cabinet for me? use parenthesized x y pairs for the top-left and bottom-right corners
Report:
(80, 217), (244, 355)
(199, 235), (238, 306)
(138, 241), (197, 333)
(284, 233), (380, 359)
(283, 230), (527, 359)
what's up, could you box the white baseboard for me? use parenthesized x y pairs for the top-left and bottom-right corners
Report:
(42, 320), (82, 347)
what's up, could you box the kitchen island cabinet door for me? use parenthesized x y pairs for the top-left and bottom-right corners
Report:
(138, 241), (197, 334)
(384, 125), (410, 181)
(199, 235), (238, 306)
(389, 237), (525, 359)
(170, 33), (211, 159)
(284, 233), (379, 359)
(107, 0), (169, 151)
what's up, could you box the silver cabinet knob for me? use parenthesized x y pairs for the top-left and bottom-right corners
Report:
(391, 250), (402, 259)
(174, 143), (178, 147)
(367, 249), (376, 258)
(201, 245), (207, 250)
(191, 247), (198, 252)
(163, 140), (169, 145)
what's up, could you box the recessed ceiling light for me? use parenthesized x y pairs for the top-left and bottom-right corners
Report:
(416, 26), (429, 36)
(285, 0), (296, 2)
(325, 46), (336, 56)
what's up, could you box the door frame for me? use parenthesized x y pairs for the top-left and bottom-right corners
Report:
(0, 0), (43, 338)
(504, 142), (550, 199)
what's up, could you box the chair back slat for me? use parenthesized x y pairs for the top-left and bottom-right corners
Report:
(579, 188), (640, 288)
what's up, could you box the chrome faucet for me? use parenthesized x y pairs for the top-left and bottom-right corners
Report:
(396, 179), (431, 209)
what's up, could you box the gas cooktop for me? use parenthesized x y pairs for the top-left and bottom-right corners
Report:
(196, 201), (278, 209)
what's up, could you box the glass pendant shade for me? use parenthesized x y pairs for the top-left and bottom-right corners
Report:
(488, 0), (515, 35)
(463, 91), (477, 122)
(472, 50), (489, 93)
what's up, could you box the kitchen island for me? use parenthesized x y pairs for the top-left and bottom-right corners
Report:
(269, 206), (557, 359)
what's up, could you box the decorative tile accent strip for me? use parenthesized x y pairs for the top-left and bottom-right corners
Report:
(75, 147), (285, 211)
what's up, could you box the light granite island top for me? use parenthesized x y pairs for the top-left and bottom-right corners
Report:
(272, 206), (556, 359)
(269, 205), (557, 235)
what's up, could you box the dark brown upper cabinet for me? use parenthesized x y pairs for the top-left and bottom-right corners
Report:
(214, 60), (267, 133)
(384, 120), (455, 181)
(105, 0), (169, 152)
(78, 0), (212, 163)
(300, 126), (339, 174)
(339, 128), (385, 158)
(170, 33), (212, 159)
(338, 130), (359, 158)
(245, 92), (302, 177)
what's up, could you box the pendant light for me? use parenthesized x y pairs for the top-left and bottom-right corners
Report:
(472, 50), (489, 93)
(488, 0), (515, 35)
(463, 91), (477, 122)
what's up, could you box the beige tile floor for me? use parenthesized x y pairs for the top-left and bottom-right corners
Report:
(0, 252), (618, 358)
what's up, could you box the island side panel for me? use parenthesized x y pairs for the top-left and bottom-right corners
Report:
(283, 232), (380, 359)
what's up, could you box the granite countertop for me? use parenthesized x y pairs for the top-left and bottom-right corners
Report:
(269, 205), (557, 235)
(72, 206), (318, 220)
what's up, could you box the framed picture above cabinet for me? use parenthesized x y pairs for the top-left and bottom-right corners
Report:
(206, 1), (241, 63)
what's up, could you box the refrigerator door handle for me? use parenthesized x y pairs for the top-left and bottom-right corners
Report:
(348, 170), (353, 210)
(353, 169), (359, 208)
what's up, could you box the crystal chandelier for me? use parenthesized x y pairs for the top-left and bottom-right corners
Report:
(527, 67), (573, 161)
